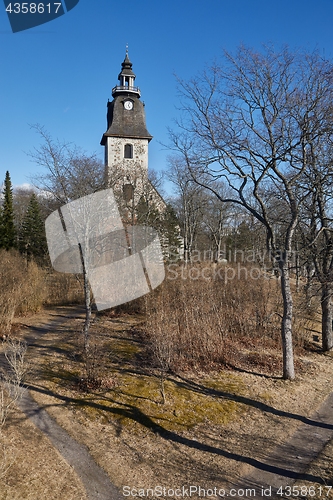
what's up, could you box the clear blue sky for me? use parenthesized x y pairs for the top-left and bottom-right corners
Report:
(1, 0), (333, 189)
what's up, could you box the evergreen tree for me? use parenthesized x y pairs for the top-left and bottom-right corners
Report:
(18, 193), (48, 263)
(136, 196), (161, 228)
(136, 198), (182, 260)
(0, 171), (16, 250)
(161, 204), (182, 260)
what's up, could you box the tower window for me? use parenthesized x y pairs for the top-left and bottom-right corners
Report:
(123, 183), (134, 203)
(124, 143), (133, 159)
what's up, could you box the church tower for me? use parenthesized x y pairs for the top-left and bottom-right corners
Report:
(101, 50), (153, 205)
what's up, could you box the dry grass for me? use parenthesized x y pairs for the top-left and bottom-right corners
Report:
(0, 326), (86, 499)
(145, 263), (309, 375)
(0, 250), (47, 336)
(1, 300), (330, 499)
(0, 409), (87, 500)
(0, 250), (84, 338)
(44, 272), (84, 307)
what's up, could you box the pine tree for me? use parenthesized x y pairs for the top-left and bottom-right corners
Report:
(19, 193), (48, 263)
(0, 171), (16, 250)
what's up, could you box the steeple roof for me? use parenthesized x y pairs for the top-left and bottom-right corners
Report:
(101, 50), (152, 144)
(118, 50), (136, 79)
(112, 49), (140, 98)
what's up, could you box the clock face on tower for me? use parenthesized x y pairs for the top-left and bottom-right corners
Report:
(124, 100), (133, 110)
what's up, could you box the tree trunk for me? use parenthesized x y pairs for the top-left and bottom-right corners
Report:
(78, 243), (91, 353)
(279, 258), (295, 380)
(83, 271), (91, 353)
(321, 283), (333, 351)
(295, 241), (300, 293)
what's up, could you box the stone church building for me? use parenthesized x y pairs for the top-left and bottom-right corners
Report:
(100, 50), (166, 218)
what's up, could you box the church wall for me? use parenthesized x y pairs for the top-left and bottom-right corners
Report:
(105, 136), (149, 187)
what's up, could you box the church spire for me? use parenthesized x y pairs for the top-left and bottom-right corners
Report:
(112, 49), (140, 97)
(101, 50), (152, 146)
(123, 43), (130, 65)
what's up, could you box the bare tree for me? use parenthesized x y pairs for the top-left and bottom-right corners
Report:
(200, 182), (235, 260)
(29, 125), (105, 204)
(299, 140), (333, 351)
(29, 125), (105, 356)
(170, 46), (333, 379)
(167, 156), (207, 262)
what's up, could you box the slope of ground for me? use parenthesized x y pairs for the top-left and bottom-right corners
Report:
(1, 306), (333, 499)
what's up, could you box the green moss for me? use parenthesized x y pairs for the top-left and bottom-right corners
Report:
(109, 339), (140, 361)
(33, 316), (247, 435)
(77, 372), (246, 433)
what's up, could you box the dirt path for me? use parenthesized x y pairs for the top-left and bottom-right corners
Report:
(16, 388), (122, 500)
(10, 308), (122, 500)
(233, 392), (333, 498)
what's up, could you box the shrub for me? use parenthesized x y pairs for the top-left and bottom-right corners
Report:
(44, 272), (84, 306)
(0, 250), (46, 335)
(145, 263), (305, 373)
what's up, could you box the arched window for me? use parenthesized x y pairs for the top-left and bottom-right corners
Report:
(124, 143), (133, 159)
